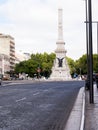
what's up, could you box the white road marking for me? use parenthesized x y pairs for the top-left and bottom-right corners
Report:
(0, 106), (3, 109)
(16, 97), (26, 102)
(33, 92), (40, 96)
(43, 89), (49, 92)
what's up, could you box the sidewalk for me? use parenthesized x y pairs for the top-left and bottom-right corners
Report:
(84, 84), (98, 130)
(64, 87), (85, 130)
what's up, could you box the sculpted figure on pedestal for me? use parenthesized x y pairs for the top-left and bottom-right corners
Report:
(57, 57), (64, 67)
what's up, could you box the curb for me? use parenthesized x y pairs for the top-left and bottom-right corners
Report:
(80, 88), (85, 130)
(64, 87), (85, 130)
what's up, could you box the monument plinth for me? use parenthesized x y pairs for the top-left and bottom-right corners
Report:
(50, 8), (71, 80)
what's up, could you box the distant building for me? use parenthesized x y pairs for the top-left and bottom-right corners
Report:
(15, 51), (31, 64)
(0, 54), (10, 74)
(15, 51), (31, 79)
(0, 33), (15, 73)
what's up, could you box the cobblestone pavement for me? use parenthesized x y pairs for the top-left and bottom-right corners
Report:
(84, 84), (98, 130)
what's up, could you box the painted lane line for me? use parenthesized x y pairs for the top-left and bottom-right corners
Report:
(33, 92), (40, 96)
(80, 88), (85, 130)
(0, 106), (3, 109)
(16, 97), (26, 102)
(43, 89), (49, 92)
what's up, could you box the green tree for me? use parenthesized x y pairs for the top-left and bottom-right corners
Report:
(66, 57), (75, 76)
(93, 54), (98, 73)
(74, 54), (98, 75)
(41, 53), (56, 78)
(16, 52), (98, 78)
(15, 52), (56, 78)
(75, 54), (87, 75)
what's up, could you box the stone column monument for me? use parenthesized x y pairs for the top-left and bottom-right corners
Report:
(50, 8), (71, 80)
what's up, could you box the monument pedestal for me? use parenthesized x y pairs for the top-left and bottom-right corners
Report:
(50, 57), (71, 81)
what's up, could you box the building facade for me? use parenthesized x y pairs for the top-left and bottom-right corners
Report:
(0, 33), (15, 74)
(0, 54), (10, 74)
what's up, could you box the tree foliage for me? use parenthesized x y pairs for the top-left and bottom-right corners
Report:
(66, 57), (75, 75)
(93, 54), (98, 73)
(75, 54), (87, 75)
(15, 52), (98, 78)
(15, 52), (56, 78)
(74, 54), (98, 75)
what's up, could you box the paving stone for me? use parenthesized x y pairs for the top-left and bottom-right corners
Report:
(84, 84), (98, 130)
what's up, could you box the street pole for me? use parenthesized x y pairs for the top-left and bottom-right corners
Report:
(97, 22), (98, 55)
(88, 0), (94, 103)
(84, 0), (90, 86)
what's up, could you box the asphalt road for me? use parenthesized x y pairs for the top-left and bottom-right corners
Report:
(0, 80), (85, 130)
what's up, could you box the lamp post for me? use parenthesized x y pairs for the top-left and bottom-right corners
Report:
(84, 0), (94, 103)
(88, 0), (94, 103)
(84, 0), (90, 90)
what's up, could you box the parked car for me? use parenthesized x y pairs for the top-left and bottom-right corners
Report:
(85, 73), (98, 90)
(0, 74), (3, 85)
(95, 73), (98, 88)
(85, 78), (90, 90)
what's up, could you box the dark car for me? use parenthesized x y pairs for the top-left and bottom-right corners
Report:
(85, 78), (90, 90)
(93, 73), (96, 82)
(85, 73), (96, 90)
(95, 73), (98, 88)
(0, 74), (3, 85)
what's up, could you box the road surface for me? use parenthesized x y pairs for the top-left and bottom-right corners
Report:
(0, 80), (84, 130)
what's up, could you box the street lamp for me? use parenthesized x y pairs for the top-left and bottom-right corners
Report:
(84, 0), (90, 91)
(85, 21), (98, 103)
(84, 0), (94, 103)
(88, 0), (94, 103)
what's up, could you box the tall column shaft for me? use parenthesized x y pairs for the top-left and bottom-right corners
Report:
(58, 8), (63, 41)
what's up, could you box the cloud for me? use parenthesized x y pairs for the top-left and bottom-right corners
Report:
(0, 0), (97, 60)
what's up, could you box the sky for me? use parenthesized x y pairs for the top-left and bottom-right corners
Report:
(0, 0), (98, 60)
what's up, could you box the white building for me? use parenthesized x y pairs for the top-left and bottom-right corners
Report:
(0, 54), (10, 74)
(15, 51), (31, 64)
(0, 33), (15, 73)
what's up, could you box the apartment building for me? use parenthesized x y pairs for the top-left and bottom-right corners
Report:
(0, 54), (10, 74)
(0, 33), (15, 74)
